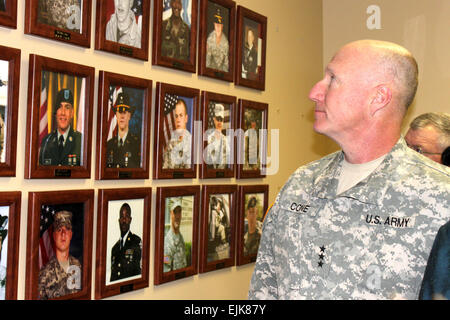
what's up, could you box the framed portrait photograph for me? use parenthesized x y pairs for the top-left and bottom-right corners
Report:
(152, 0), (198, 73)
(198, 0), (235, 82)
(24, 54), (95, 179)
(200, 91), (236, 179)
(95, 0), (150, 60)
(0, 45), (20, 177)
(95, 188), (151, 299)
(237, 99), (268, 179)
(0, 0), (17, 28)
(96, 71), (152, 180)
(154, 186), (200, 285)
(236, 184), (268, 266)
(235, 5), (267, 91)
(25, 189), (94, 300)
(199, 184), (237, 273)
(24, 0), (92, 48)
(153, 82), (199, 179)
(0, 191), (21, 300)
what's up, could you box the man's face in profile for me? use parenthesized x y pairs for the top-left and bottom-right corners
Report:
(56, 102), (74, 134)
(174, 102), (188, 130)
(114, 0), (132, 23)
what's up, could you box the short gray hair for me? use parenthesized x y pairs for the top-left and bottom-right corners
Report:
(409, 112), (450, 149)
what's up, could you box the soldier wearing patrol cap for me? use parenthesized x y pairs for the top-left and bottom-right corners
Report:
(110, 203), (142, 282)
(205, 103), (230, 169)
(163, 199), (187, 272)
(106, 92), (141, 168)
(39, 88), (82, 166)
(206, 7), (229, 72)
(38, 210), (82, 300)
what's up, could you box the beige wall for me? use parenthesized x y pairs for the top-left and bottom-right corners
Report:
(0, 0), (325, 299)
(323, 0), (450, 132)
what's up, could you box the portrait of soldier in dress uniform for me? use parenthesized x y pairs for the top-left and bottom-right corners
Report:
(163, 196), (193, 272)
(106, 91), (142, 168)
(38, 209), (83, 300)
(105, 0), (142, 48)
(241, 20), (260, 80)
(207, 194), (231, 262)
(205, 102), (231, 169)
(161, 0), (191, 61)
(39, 88), (83, 166)
(243, 108), (263, 170)
(205, 4), (229, 72)
(243, 194), (263, 256)
(109, 202), (142, 282)
(37, 0), (82, 33)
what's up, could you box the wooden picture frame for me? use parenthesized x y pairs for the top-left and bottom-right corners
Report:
(0, 191), (21, 300)
(0, 0), (17, 29)
(24, 0), (92, 48)
(96, 71), (152, 180)
(154, 185), (200, 285)
(25, 189), (94, 300)
(235, 5), (267, 91)
(95, 0), (151, 61)
(198, 0), (235, 82)
(152, 0), (198, 73)
(200, 90), (236, 179)
(237, 99), (268, 179)
(24, 54), (95, 179)
(95, 188), (151, 299)
(236, 184), (268, 266)
(199, 184), (237, 273)
(153, 82), (199, 179)
(0, 45), (20, 177)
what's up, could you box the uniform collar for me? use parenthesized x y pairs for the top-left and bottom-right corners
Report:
(312, 137), (408, 205)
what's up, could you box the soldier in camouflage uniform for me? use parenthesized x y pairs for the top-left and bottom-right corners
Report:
(162, 99), (192, 169)
(38, 211), (82, 300)
(206, 8), (229, 72)
(249, 40), (450, 300)
(205, 104), (230, 169)
(161, 0), (190, 61)
(163, 200), (187, 272)
(37, 0), (81, 32)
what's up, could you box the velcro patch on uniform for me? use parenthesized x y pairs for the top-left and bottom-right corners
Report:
(364, 214), (415, 228)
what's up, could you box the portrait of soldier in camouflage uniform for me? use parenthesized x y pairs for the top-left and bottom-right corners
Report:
(163, 198), (189, 272)
(38, 210), (82, 300)
(37, 0), (82, 33)
(205, 103), (231, 169)
(161, 0), (191, 61)
(205, 5), (229, 72)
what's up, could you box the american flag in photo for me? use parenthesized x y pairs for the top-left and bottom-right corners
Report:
(107, 86), (123, 141)
(163, 93), (179, 148)
(207, 102), (231, 132)
(132, 0), (143, 15)
(39, 205), (57, 269)
(39, 72), (49, 146)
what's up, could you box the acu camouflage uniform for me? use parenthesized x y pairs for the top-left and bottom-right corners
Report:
(38, 0), (81, 32)
(38, 256), (82, 300)
(205, 129), (230, 169)
(162, 129), (192, 169)
(163, 228), (187, 272)
(206, 31), (229, 72)
(249, 138), (450, 300)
